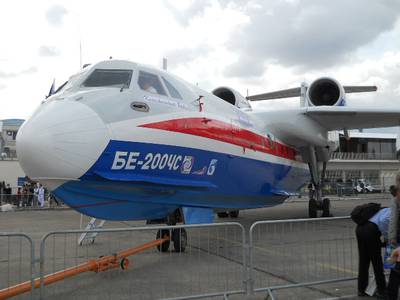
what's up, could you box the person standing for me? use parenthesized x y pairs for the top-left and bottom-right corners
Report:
(389, 175), (400, 245)
(4, 184), (12, 204)
(387, 176), (400, 299)
(356, 207), (389, 298)
(388, 246), (400, 300)
(17, 187), (22, 207)
(37, 184), (45, 207)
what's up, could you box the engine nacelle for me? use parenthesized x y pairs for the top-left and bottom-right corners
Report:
(212, 87), (252, 110)
(306, 77), (346, 106)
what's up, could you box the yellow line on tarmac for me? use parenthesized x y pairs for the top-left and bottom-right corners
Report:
(316, 263), (358, 276)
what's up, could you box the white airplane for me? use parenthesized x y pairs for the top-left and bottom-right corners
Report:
(16, 59), (399, 251)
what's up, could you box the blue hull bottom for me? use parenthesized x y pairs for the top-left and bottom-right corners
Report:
(53, 140), (310, 221)
(53, 179), (289, 220)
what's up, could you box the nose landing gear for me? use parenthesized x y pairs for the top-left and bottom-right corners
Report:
(153, 209), (188, 253)
(156, 228), (188, 253)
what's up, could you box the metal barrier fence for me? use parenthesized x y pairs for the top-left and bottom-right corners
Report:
(0, 193), (62, 208)
(38, 223), (246, 300)
(0, 217), (359, 300)
(330, 152), (397, 160)
(249, 217), (356, 299)
(0, 233), (35, 300)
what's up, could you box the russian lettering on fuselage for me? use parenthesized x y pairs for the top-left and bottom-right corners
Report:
(111, 151), (217, 176)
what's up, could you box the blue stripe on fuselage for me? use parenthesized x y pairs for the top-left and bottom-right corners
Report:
(53, 140), (310, 220)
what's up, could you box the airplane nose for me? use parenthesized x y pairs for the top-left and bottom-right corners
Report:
(17, 100), (110, 189)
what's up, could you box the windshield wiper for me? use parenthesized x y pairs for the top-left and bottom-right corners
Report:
(120, 82), (128, 92)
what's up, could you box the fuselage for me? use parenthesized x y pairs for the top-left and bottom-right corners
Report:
(17, 60), (310, 221)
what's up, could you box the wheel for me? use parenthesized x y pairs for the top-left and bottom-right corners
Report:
(321, 198), (330, 217)
(172, 228), (187, 253)
(120, 258), (129, 270)
(229, 210), (239, 218)
(156, 229), (170, 252)
(308, 198), (317, 218)
(217, 212), (229, 218)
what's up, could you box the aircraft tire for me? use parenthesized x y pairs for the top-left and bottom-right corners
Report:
(172, 228), (187, 253)
(156, 229), (170, 252)
(322, 198), (330, 217)
(308, 199), (317, 218)
(229, 210), (239, 218)
(217, 212), (229, 218)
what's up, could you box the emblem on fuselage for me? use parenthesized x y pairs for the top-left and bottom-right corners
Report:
(181, 156), (194, 174)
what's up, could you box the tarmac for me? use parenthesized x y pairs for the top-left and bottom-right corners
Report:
(0, 194), (392, 300)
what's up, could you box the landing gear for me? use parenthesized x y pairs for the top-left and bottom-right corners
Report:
(303, 146), (332, 218)
(155, 228), (187, 253)
(156, 229), (170, 252)
(217, 210), (239, 218)
(154, 209), (187, 253)
(229, 210), (239, 218)
(172, 228), (187, 252)
(217, 212), (229, 218)
(308, 198), (317, 218)
(322, 198), (330, 217)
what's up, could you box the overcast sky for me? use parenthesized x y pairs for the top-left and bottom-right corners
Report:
(1, 0), (400, 120)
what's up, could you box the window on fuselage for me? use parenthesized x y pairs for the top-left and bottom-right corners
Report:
(138, 71), (167, 96)
(162, 77), (182, 99)
(82, 69), (133, 88)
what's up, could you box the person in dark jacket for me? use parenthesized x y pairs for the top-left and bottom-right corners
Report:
(356, 207), (390, 298)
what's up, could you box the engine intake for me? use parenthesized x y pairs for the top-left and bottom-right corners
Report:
(212, 87), (251, 109)
(307, 77), (345, 106)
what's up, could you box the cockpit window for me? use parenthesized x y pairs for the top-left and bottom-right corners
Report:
(162, 77), (182, 99)
(138, 71), (167, 96)
(82, 69), (132, 88)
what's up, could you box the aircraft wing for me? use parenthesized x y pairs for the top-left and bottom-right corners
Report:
(247, 86), (377, 101)
(304, 106), (400, 131)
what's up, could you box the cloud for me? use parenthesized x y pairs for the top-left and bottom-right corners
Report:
(0, 67), (38, 79)
(164, 0), (248, 26)
(38, 45), (61, 57)
(163, 0), (213, 26)
(164, 46), (212, 67)
(45, 4), (68, 27)
(224, 0), (400, 77)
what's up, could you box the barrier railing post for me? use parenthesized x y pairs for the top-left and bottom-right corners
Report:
(248, 216), (356, 298)
(37, 222), (247, 300)
(0, 233), (35, 300)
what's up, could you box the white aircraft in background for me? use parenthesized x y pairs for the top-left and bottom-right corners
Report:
(16, 59), (398, 252)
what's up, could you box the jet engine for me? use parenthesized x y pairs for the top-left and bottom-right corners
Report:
(306, 77), (345, 106)
(212, 87), (252, 109)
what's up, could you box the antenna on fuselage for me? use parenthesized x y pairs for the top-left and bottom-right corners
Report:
(162, 57), (168, 71)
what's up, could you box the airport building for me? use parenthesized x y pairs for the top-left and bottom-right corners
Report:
(326, 131), (400, 192)
(0, 118), (24, 159)
(0, 119), (25, 192)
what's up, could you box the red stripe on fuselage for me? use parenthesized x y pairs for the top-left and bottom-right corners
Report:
(140, 118), (297, 161)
